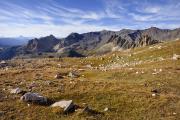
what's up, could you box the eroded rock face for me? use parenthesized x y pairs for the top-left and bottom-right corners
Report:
(51, 100), (75, 113)
(26, 35), (59, 53)
(20, 92), (47, 104)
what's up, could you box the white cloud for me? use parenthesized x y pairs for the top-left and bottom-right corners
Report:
(0, 0), (179, 37)
(81, 12), (105, 20)
(134, 1), (180, 21)
(129, 13), (153, 21)
(0, 22), (119, 38)
(144, 7), (161, 14)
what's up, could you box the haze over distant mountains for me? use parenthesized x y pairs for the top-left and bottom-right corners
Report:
(0, 27), (180, 60)
(0, 36), (31, 47)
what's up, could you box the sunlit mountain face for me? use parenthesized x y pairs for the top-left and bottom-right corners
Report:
(0, 0), (179, 38)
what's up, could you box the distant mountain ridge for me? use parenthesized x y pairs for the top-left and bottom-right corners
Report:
(0, 27), (180, 59)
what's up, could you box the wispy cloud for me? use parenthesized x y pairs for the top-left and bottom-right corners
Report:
(0, 0), (179, 37)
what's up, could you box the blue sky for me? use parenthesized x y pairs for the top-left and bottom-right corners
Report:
(0, 0), (180, 37)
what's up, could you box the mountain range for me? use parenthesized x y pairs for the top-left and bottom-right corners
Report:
(0, 27), (180, 60)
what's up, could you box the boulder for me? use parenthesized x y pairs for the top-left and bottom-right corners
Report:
(51, 100), (75, 113)
(20, 92), (47, 104)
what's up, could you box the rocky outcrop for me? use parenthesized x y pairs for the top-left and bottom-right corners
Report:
(26, 35), (60, 53)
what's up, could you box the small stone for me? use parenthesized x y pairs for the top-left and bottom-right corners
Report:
(27, 104), (30, 107)
(0, 61), (8, 68)
(173, 112), (177, 115)
(86, 64), (92, 68)
(172, 54), (180, 60)
(129, 68), (133, 70)
(45, 81), (52, 85)
(57, 64), (61, 67)
(68, 71), (79, 78)
(10, 87), (23, 94)
(104, 107), (109, 112)
(158, 46), (161, 49)
(152, 93), (156, 97)
(54, 74), (63, 79)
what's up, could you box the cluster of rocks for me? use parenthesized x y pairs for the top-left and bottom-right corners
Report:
(152, 68), (162, 75)
(9, 87), (101, 114)
(9, 87), (47, 104)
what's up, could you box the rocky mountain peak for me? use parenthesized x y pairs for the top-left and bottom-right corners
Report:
(0, 27), (179, 60)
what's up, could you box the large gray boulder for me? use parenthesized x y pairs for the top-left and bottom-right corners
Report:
(20, 92), (47, 104)
(51, 100), (75, 113)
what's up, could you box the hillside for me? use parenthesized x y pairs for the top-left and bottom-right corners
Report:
(0, 39), (179, 120)
(0, 27), (180, 60)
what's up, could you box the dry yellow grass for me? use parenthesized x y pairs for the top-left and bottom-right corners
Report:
(0, 40), (179, 120)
